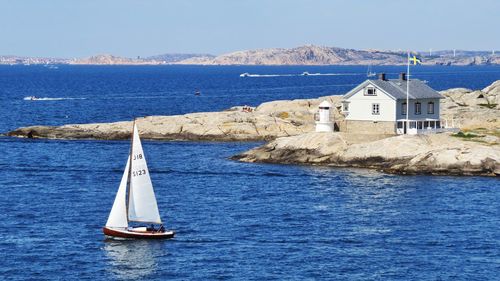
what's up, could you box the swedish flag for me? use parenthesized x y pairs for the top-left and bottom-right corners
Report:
(409, 55), (422, 65)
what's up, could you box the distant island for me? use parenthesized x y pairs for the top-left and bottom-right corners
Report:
(1, 45), (498, 66)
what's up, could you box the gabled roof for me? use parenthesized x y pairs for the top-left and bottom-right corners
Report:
(319, 100), (332, 108)
(343, 79), (443, 100)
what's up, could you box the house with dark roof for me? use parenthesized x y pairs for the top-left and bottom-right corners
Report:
(341, 73), (444, 135)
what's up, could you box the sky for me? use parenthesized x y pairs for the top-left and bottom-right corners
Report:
(0, 0), (498, 58)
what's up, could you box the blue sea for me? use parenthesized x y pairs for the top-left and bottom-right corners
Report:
(0, 65), (499, 280)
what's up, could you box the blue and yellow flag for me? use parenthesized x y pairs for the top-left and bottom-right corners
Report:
(409, 55), (422, 65)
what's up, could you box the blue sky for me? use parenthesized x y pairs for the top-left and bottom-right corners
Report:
(0, 0), (498, 58)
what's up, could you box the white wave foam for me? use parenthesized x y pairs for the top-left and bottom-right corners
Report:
(304, 73), (361, 76)
(242, 73), (362, 78)
(245, 74), (295, 77)
(23, 97), (86, 101)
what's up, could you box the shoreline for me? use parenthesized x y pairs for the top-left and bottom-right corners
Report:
(6, 81), (500, 177)
(231, 132), (499, 177)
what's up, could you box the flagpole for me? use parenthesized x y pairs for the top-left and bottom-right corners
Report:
(406, 51), (410, 134)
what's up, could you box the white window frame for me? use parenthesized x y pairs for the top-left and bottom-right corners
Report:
(427, 102), (434, 114)
(372, 103), (380, 115)
(342, 101), (349, 112)
(415, 102), (421, 115)
(401, 102), (407, 115)
(365, 87), (377, 96)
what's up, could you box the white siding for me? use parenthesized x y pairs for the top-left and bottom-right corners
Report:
(345, 84), (396, 121)
(395, 98), (440, 120)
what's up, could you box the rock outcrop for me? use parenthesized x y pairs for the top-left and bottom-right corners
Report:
(232, 132), (499, 176)
(177, 45), (499, 66)
(440, 80), (500, 132)
(8, 95), (344, 141)
(7, 110), (315, 141)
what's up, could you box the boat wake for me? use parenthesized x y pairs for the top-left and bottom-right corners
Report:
(303, 72), (361, 76)
(241, 73), (295, 78)
(240, 72), (362, 78)
(23, 96), (86, 101)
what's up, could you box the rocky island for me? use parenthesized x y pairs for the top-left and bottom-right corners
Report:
(6, 81), (500, 176)
(177, 45), (500, 66)
(2, 45), (498, 66)
(231, 132), (499, 176)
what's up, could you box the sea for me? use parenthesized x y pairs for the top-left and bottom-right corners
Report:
(0, 65), (499, 280)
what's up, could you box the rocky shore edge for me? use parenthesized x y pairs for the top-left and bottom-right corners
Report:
(231, 132), (499, 176)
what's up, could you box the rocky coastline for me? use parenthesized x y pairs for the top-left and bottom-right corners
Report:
(2, 45), (499, 66)
(231, 132), (499, 176)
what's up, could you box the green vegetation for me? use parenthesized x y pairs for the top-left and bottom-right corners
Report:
(478, 103), (497, 109)
(452, 131), (479, 139)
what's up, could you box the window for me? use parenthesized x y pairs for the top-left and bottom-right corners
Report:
(365, 87), (377, 96)
(372, 103), (380, 115)
(415, 102), (421, 115)
(342, 102), (349, 112)
(427, 102), (434, 114)
(401, 102), (407, 115)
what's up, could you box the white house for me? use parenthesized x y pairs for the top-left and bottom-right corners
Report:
(341, 73), (445, 135)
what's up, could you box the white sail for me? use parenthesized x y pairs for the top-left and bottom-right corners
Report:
(128, 124), (162, 224)
(105, 157), (130, 228)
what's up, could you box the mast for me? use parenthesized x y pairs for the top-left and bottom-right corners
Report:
(406, 51), (410, 134)
(125, 119), (136, 223)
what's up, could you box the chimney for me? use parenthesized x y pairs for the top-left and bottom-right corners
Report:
(378, 73), (386, 81)
(399, 72), (407, 81)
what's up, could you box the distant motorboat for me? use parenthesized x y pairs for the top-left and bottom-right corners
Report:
(301, 71), (310, 76)
(195, 90), (201, 96)
(23, 96), (39, 101)
(239, 73), (250, 77)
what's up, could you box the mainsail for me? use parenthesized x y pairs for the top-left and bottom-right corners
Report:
(105, 157), (130, 228)
(127, 124), (162, 224)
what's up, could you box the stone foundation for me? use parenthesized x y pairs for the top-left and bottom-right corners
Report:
(337, 120), (396, 135)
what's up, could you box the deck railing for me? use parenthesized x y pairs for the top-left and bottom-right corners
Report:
(396, 119), (460, 135)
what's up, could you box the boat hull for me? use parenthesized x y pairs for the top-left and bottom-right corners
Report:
(103, 227), (175, 239)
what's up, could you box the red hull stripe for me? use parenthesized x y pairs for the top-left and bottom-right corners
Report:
(103, 227), (175, 239)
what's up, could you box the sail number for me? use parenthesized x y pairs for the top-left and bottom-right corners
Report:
(133, 154), (143, 160)
(132, 169), (146, 177)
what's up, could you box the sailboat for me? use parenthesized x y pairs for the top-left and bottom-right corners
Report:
(366, 65), (376, 77)
(103, 121), (175, 239)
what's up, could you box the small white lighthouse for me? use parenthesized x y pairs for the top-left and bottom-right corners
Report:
(315, 100), (334, 132)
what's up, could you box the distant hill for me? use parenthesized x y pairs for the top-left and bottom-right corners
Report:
(69, 54), (154, 65)
(1, 46), (498, 65)
(146, 53), (215, 63)
(68, 53), (216, 65)
(175, 45), (500, 66)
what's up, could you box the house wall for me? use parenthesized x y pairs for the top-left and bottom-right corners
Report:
(395, 98), (441, 120)
(337, 120), (396, 134)
(344, 84), (396, 122)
